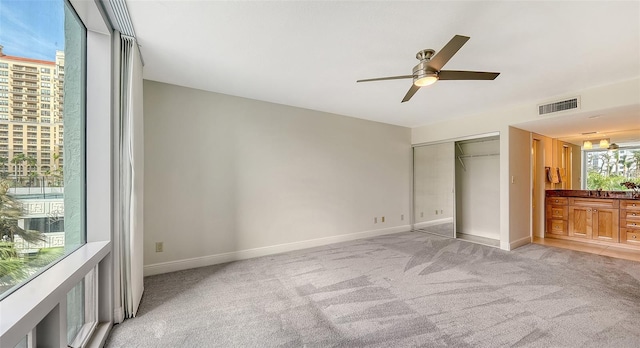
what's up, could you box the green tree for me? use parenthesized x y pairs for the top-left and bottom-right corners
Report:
(10, 153), (26, 180)
(0, 180), (43, 244)
(0, 180), (45, 286)
(0, 157), (7, 179)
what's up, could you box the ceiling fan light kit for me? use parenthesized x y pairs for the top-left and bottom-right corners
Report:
(357, 35), (500, 103)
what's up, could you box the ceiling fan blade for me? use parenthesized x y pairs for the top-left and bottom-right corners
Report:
(438, 70), (500, 80)
(357, 75), (413, 83)
(428, 35), (470, 71)
(401, 84), (420, 103)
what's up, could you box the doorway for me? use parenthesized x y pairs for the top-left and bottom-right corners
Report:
(532, 138), (545, 238)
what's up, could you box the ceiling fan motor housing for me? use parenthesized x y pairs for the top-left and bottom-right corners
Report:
(413, 50), (438, 85)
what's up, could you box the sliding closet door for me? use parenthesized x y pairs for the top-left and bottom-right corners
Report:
(413, 143), (455, 238)
(455, 136), (500, 245)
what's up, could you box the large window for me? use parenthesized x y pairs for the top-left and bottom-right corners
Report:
(584, 147), (640, 189)
(0, 0), (86, 307)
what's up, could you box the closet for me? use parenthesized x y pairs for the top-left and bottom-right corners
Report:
(413, 135), (500, 247)
(454, 136), (500, 246)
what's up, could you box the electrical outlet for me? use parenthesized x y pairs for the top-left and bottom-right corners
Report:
(374, 217), (377, 223)
(401, 214), (404, 221)
(435, 210), (438, 215)
(155, 242), (163, 252)
(420, 212), (424, 218)
(381, 216), (385, 223)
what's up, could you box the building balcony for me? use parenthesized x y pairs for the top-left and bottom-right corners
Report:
(10, 66), (37, 73)
(11, 73), (38, 81)
(12, 110), (38, 116)
(11, 103), (37, 110)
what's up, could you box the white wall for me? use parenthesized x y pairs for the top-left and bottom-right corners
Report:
(509, 127), (532, 248)
(143, 81), (412, 275)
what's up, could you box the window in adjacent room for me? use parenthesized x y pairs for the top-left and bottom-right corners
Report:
(584, 147), (640, 190)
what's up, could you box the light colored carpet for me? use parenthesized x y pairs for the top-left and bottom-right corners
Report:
(106, 232), (640, 347)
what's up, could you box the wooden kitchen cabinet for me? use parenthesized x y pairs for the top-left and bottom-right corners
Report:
(567, 198), (619, 243)
(620, 199), (640, 245)
(546, 197), (568, 236)
(546, 191), (640, 249)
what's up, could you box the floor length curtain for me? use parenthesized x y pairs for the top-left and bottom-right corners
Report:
(119, 34), (144, 319)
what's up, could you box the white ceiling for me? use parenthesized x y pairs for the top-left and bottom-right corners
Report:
(126, 0), (640, 137)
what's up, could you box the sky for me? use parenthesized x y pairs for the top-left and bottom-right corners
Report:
(0, 0), (65, 61)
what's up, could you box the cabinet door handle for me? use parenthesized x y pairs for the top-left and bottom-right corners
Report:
(594, 209), (598, 212)
(633, 213), (637, 216)
(555, 199), (559, 203)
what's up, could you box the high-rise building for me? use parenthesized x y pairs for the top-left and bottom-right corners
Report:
(0, 45), (64, 181)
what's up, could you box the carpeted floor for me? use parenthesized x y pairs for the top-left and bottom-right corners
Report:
(105, 232), (640, 347)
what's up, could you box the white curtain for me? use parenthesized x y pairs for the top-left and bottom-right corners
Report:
(119, 34), (144, 319)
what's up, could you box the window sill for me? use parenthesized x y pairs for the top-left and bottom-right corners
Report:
(0, 241), (110, 347)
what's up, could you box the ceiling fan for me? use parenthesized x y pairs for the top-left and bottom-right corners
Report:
(357, 35), (500, 103)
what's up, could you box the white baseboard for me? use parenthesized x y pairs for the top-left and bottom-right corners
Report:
(144, 225), (412, 276)
(509, 236), (532, 250)
(413, 217), (453, 230)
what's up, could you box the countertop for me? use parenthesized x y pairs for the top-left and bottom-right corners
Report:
(546, 189), (639, 200)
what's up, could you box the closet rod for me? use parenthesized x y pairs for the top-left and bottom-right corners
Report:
(458, 153), (499, 159)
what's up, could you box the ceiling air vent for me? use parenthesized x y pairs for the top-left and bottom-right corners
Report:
(538, 97), (580, 116)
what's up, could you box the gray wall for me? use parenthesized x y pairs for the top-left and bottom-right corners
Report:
(143, 81), (412, 273)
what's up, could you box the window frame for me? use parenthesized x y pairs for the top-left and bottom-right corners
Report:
(0, 0), (114, 346)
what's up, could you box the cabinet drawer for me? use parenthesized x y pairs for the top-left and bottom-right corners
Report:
(621, 219), (640, 229)
(569, 198), (619, 209)
(624, 210), (640, 221)
(547, 205), (568, 219)
(546, 197), (568, 205)
(548, 219), (567, 235)
(621, 229), (640, 245)
(621, 200), (640, 211)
